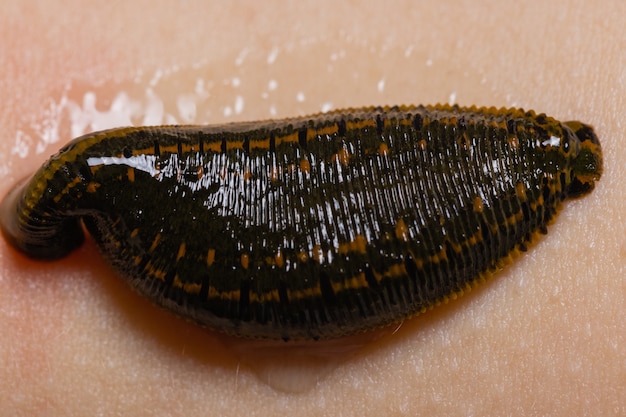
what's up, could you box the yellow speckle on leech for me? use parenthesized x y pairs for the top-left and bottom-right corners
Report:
(333, 148), (350, 166)
(395, 219), (409, 241)
(274, 251), (285, 268)
(241, 253), (249, 269)
(312, 245), (324, 263)
(299, 158), (311, 173)
(473, 197), (484, 213)
(297, 251), (309, 263)
(515, 182), (527, 201)
(269, 166), (281, 181)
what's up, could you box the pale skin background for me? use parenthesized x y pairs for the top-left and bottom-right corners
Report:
(0, 1), (624, 416)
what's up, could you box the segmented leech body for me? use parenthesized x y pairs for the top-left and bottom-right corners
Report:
(0, 105), (602, 340)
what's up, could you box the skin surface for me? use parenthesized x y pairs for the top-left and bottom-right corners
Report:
(0, 1), (624, 416)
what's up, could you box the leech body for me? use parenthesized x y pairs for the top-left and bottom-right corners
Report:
(0, 105), (603, 340)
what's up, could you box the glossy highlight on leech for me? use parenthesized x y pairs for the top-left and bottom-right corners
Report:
(0, 104), (603, 340)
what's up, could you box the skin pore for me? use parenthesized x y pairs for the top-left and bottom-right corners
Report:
(0, 2), (624, 416)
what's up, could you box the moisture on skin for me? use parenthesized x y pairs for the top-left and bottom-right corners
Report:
(0, 105), (603, 341)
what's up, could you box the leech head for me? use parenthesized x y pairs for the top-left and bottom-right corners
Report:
(563, 121), (603, 198)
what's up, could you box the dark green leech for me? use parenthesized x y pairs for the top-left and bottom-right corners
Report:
(0, 105), (603, 340)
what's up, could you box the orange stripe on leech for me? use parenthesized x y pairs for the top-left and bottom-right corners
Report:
(286, 163), (298, 174)
(130, 228), (140, 238)
(473, 197), (484, 213)
(312, 245), (324, 263)
(287, 286), (322, 301)
(52, 177), (82, 203)
(269, 166), (282, 182)
(249, 138), (270, 150)
(308, 124), (339, 139)
(345, 119), (377, 131)
(163, 274), (197, 295)
(297, 251), (309, 263)
(395, 219), (409, 241)
(206, 249), (216, 267)
(506, 210), (524, 226)
(508, 135), (520, 149)
(241, 254), (249, 269)
(299, 158), (311, 173)
(397, 117), (414, 127)
(332, 148), (351, 166)
(131, 143), (196, 156)
(86, 182), (100, 193)
(183, 282), (202, 295)
(205, 142), (222, 153)
(88, 165), (104, 176)
(171, 275), (202, 295)
(143, 261), (167, 281)
(274, 251), (285, 268)
(429, 247), (448, 263)
(277, 131), (299, 145)
(249, 289), (280, 303)
(338, 235), (368, 255)
(226, 140), (245, 151)
(381, 263), (407, 279)
(447, 240), (463, 253)
(172, 275), (184, 289)
(149, 234), (162, 252)
(207, 287), (242, 302)
(177, 242), (186, 261)
(465, 229), (483, 246)
(515, 182), (527, 201)
(530, 194), (544, 211)
(331, 272), (369, 293)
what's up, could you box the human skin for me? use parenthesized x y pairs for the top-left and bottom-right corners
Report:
(0, 1), (624, 416)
